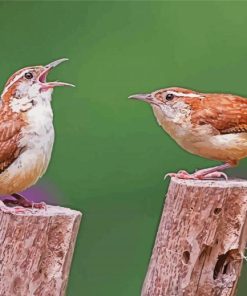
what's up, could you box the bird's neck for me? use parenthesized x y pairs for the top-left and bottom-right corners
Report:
(152, 104), (192, 139)
(1, 89), (53, 114)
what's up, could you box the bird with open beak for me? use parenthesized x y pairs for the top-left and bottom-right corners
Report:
(0, 58), (74, 209)
(129, 87), (247, 180)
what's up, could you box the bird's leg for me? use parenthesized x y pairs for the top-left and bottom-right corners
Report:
(165, 163), (233, 180)
(3, 193), (46, 209)
(193, 163), (232, 179)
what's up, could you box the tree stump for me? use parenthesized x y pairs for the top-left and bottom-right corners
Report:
(0, 205), (82, 296)
(141, 178), (247, 296)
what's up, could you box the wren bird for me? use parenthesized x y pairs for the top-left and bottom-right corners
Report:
(0, 58), (74, 208)
(129, 87), (247, 180)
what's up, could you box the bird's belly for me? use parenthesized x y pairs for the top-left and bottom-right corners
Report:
(178, 133), (247, 162)
(0, 126), (54, 195)
(157, 114), (247, 162)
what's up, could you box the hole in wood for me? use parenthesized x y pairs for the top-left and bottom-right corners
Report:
(214, 208), (222, 215)
(182, 251), (190, 264)
(223, 263), (229, 274)
(213, 251), (231, 280)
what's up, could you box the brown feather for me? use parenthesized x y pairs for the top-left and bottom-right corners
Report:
(185, 94), (247, 135)
(0, 104), (26, 173)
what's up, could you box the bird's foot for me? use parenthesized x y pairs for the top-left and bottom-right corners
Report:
(165, 170), (228, 180)
(165, 170), (195, 180)
(3, 198), (46, 209)
(194, 171), (228, 180)
(3, 193), (46, 213)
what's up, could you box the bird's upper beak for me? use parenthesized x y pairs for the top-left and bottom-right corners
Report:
(128, 93), (154, 104)
(39, 58), (75, 89)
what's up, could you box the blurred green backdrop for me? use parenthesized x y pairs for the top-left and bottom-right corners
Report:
(0, 1), (247, 295)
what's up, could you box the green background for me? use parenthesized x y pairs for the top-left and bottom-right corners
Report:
(1, 1), (247, 295)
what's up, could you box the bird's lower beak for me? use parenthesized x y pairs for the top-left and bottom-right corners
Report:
(39, 58), (75, 90)
(128, 93), (154, 104)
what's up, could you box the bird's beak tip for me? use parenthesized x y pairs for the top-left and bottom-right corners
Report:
(45, 58), (69, 69)
(128, 93), (152, 100)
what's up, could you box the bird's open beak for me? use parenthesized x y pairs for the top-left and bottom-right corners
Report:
(128, 93), (154, 104)
(39, 58), (75, 89)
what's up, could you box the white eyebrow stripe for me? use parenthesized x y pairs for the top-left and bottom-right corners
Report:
(168, 91), (204, 98)
(2, 69), (31, 96)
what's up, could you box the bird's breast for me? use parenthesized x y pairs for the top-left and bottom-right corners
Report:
(21, 103), (55, 158)
(0, 104), (55, 194)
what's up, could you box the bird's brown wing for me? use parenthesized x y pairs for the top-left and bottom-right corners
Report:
(0, 117), (25, 173)
(190, 94), (247, 134)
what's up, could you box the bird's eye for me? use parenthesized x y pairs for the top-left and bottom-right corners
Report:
(24, 72), (33, 80)
(166, 93), (174, 101)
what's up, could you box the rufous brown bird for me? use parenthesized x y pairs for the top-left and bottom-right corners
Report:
(129, 87), (247, 180)
(0, 58), (74, 209)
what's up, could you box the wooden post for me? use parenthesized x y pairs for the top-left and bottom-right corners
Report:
(0, 205), (82, 296)
(142, 178), (247, 296)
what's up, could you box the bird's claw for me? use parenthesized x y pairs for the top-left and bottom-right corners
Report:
(31, 201), (47, 210)
(0, 201), (47, 215)
(2, 198), (47, 213)
(164, 170), (228, 180)
(164, 170), (195, 180)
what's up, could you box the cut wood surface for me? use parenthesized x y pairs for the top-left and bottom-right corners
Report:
(142, 178), (247, 296)
(0, 205), (82, 296)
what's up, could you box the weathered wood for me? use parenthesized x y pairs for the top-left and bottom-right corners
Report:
(0, 205), (82, 296)
(142, 178), (247, 296)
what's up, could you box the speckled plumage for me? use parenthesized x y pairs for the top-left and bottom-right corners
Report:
(0, 69), (54, 194)
(130, 87), (247, 179)
(150, 87), (247, 164)
(0, 59), (73, 201)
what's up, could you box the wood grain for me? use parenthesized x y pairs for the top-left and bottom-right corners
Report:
(0, 205), (82, 296)
(142, 178), (247, 296)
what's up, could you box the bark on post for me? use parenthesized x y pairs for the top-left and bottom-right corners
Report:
(142, 178), (247, 296)
(0, 205), (82, 296)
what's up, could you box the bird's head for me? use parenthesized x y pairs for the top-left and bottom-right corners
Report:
(129, 87), (204, 119)
(1, 58), (74, 112)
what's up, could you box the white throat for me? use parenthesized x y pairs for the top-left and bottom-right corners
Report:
(10, 84), (53, 113)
